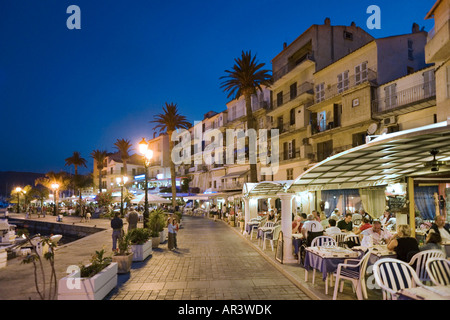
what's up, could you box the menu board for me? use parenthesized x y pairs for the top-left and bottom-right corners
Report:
(387, 196), (407, 213)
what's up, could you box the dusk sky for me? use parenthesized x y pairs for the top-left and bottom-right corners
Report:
(0, 0), (435, 175)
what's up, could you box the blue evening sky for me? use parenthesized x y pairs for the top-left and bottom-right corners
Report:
(0, 0), (436, 174)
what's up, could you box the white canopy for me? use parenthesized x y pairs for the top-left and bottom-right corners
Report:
(132, 193), (171, 204)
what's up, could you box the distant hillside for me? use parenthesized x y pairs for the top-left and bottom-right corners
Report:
(0, 171), (46, 198)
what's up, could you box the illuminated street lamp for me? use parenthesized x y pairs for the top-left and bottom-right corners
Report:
(138, 138), (154, 227)
(51, 183), (60, 216)
(116, 176), (129, 217)
(14, 187), (25, 213)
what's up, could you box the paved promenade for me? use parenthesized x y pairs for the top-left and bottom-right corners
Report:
(0, 212), (370, 300)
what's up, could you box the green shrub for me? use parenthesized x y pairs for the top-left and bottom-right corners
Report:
(128, 228), (151, 245)
(79, 249), (112, 278)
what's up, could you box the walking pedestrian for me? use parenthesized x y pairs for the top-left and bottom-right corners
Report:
(111, 212), (123, 252)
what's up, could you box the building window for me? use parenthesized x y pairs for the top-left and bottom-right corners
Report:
(344, 31), (353, 40)
(317, 140), (333, 162)
(290, 108), (296, 125)
(355, 62), (368, 85)
(423, 69), (435, 98)
(290, 82), (297, 100)
(337, 71), (349, 93)
(352, 132), (367, 147)
(286, 168), (294, 180)
(384, 84), (397, 109)
(277, 91), (283, 107)
(408, 39), (414, 61)
(315, 82), (325, 103)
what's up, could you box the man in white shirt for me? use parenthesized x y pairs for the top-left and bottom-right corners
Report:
(301, 214), (324, 239)
(361, 220), (392, 245)
(325, 219), (341, 236)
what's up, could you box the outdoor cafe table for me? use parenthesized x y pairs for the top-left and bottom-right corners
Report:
(397, 285), (450, 300)
(304, 246), (361, 295)
(245, 221), (259, 235)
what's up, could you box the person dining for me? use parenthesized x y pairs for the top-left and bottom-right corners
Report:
(301, 214), (324, 245)
(353, 217), (372, 235)
(325, 219), (341, 236)
(267, 209), (276, 222)
(361, 220), (392, 246)
(337, 213), (353, 232)
(420, 232), (443, 252)
(428, 215), (450, 243)
(292, 214), (305, 259)
(387, 224), (419, 262)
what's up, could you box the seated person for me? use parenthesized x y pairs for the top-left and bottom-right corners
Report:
(301, 214), (324, 245)
(387, 224), (419, 262)
(420, 232), (442, 252)
(352, 212), (363, 225)
(361, 220), (392, 246)
(354, 217), (372, 235)
(292, 214), (305, 259)
(337, 213), (353, 232)
(428, 215), (450, 243)
(320, 212), (330, 229)
(267, 210), (276, 221)
(325, 219), (341, 236)
(292, 214), (303, 235)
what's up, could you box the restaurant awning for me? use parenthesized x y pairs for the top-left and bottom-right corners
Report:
(287, 120), (450, 192)
(244, 180), (293, 197)
(221, 170), (249, 179)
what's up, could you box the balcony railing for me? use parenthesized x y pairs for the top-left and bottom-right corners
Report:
(273, 53), (315, 82)
(314, 68), (377, 104)
(273, 81), (314, 109)
(372, 80), (436, 114)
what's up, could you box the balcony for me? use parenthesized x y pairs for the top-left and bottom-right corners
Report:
(273, 82), (314, 110)
(273, 53), (315, 82)
(312, 68), (377, 106)
(371, 80), (436, 119)
(425, 20), (450, 63)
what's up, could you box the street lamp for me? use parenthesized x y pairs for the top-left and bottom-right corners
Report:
(138, 138), (154, 227)
(116, 176), (129, 217)
(51, 183), (60, 216)
(15, 187), (23, 213)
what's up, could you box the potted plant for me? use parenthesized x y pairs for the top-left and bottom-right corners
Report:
(239, 218), (245, 231)
(128, 228), (152, 262)
(147, 209), (165, 248)
(58, 249), (118, 300)
(229, 213), (235, 227)
(112, 233), (133, 274)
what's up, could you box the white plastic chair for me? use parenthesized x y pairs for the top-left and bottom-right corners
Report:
(333, 250), (372, 300)
(425, 257), (450, 286)
(373, 258), (426, 300)
(311, 236), (336, 247)
(250, 218), (266, 240)
(263, 225), (282, 251)
(408, 249), (446, 282)
(333, 233), (347, 248)
(257, 221), (274, 245)
(343, 234), (361, 248)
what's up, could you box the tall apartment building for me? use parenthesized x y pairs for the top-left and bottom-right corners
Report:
(307, 27), (430, 165)
(425, 0), (450, 122)
(268, 19), (374, 181)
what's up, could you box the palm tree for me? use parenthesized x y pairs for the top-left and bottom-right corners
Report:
(65, 151), (87, 200)
(64, 151), (87, 176)
(113, 138), (132, 177)
(90, 149), (108, 193)
(151, 102), (191, 208)
(220, 50), (272, 182)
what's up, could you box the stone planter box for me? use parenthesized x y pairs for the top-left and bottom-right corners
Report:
(152, 237), (160, 248)
(0, 249), (7, 269)
(112, 253), (133, 274)
(159, 229), (167, 244)
(131, 240), (152, 262)
(57, 262), (118, 300)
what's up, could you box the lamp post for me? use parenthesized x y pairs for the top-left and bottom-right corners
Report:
(116, 176), (128, 217)
(15, 187), (23, 213)
(51, 183), (60, 216)
(138, 138), (153, 227)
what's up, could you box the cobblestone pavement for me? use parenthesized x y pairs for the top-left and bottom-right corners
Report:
(106, 216), (311, 300)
